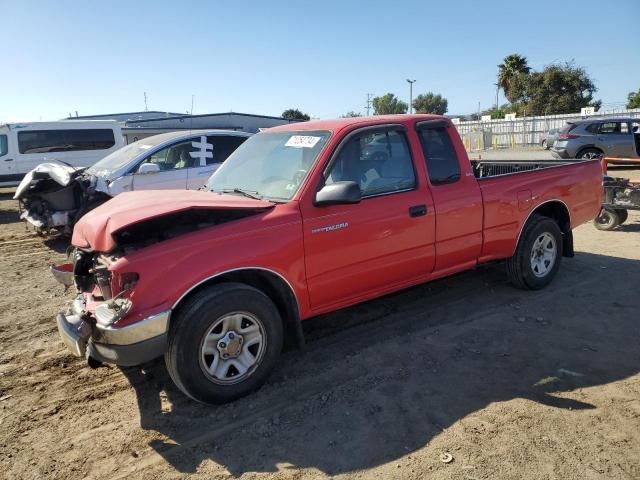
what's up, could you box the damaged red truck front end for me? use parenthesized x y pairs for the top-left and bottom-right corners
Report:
(55, 189), (277, 366)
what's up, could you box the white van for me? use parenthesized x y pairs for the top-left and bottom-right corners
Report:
(0, 120), (124, 186)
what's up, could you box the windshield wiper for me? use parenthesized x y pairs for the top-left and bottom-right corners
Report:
(217, 188), (263, 200)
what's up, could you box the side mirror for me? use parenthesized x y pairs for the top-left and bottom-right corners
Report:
(314, 181), (361, 207)
(138, 163), (160, 174)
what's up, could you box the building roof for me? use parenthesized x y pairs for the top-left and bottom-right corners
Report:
(66, 110), (184, 120)
(124, 111), (295, 124)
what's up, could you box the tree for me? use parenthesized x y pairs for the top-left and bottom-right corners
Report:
(498, 54), (531, 103)
(482, 106), (507, 119)
(372, 93), (408, 115)
(628, 89), (640, 109)
(340, 111), (362, 118)
(412, 92), (448, 115)
(281, 109), (310, 121)
(508, 62), (599, 115)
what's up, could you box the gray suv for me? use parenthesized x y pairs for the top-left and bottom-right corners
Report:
(551, 117), (640, 160)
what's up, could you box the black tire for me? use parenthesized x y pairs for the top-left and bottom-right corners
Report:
(615, 209), (628, 225)
(577, 147), (604, 160)
(506, 215), (563, 290)
(165, 282), (283, 404)
(593, 208), (620, 231)
(541, 139), (548, 149)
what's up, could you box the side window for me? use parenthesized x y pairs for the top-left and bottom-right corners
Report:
(136, 140), (196, 172)
(418, 127), (460, 185)
(205, 135), (248, 166)
(585, 123), (600, 134)
(325, 129), (416, 197)
(17, 129), (115, 154)
(599, 122), (622, 134)
(0, 135), (7, 157)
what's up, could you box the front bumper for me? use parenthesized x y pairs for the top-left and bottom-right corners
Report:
(56, 298), (170, 366)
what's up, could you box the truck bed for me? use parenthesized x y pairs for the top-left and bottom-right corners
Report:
(472, 159), (586, 179)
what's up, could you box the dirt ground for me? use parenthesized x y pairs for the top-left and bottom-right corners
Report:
(1, 159), (639, 480)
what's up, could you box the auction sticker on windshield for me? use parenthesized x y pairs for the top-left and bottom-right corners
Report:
(285, 135), (321, 148)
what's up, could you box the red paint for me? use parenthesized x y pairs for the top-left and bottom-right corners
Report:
(71, 115), (603, 327)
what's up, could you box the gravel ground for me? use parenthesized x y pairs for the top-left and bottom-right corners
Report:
(1, 156), (639, 480)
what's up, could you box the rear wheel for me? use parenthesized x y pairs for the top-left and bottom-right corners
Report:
(541, 139), (548, 149)
(594, 208), (620, 231)
(578, 148), (604, 160)
(506, 215), (563, 290)
(165, 282), (283, 404)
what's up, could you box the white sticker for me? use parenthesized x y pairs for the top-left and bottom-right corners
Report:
(285, 135), (321, 148)
(139, 144), (153, 150)
(190, 135), (214, 166)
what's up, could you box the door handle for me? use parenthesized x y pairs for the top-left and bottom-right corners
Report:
(3, 158), (12, 162)
(409, 204), (427, 217)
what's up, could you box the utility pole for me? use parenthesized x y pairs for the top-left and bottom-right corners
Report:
(406, 79), (416, 114)
(366, 93), (374, 116)
(493, 83), (499, 110)
(144, 92), (148, 111)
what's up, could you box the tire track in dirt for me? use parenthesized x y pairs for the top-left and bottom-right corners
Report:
(104, 261), (608, 478)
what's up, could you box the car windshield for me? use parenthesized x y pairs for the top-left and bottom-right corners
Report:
(87, 137), (168, 173)
(206, 130), (331, 201)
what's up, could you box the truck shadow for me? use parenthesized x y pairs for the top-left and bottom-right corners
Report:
(121, 251), (640, 477)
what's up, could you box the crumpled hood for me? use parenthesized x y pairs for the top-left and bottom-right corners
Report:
(71, 190), (275, 252)
(13, 162), (82, 200)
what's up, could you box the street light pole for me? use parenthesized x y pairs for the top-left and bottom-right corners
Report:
(406, 79), (416, 114)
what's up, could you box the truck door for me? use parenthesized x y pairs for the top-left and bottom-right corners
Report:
(131, 140), (191, 191)
(415, 120), (483, 273)
(302, 126), (436, 310)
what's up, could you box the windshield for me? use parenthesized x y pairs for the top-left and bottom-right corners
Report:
(206, 130), (331, 201)
(87, 138), (163, 173)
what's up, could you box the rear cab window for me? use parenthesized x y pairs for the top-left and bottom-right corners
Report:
(417, 126), (460, 185)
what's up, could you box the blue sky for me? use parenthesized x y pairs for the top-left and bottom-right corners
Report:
(3, 0), (639, 122)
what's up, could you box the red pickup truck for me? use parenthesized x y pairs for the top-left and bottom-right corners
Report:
(54, 115), (602, 404)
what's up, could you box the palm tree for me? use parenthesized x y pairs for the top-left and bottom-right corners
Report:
(498, 54), (531, 103)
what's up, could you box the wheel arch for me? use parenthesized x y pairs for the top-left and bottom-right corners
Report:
(514, 200), (573, 257)
(171, 268), (304, 350)
(575, 145), (603, 158)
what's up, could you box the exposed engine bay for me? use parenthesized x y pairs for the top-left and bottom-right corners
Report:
(112, 207), (266, 252)
(13, 162), (111, 234)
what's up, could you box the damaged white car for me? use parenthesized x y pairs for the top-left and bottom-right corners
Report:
(14, 130), (251, 233)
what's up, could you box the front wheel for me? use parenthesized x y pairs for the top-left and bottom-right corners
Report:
(165, 283), (283, 404)
(506, 215), (563, 290)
